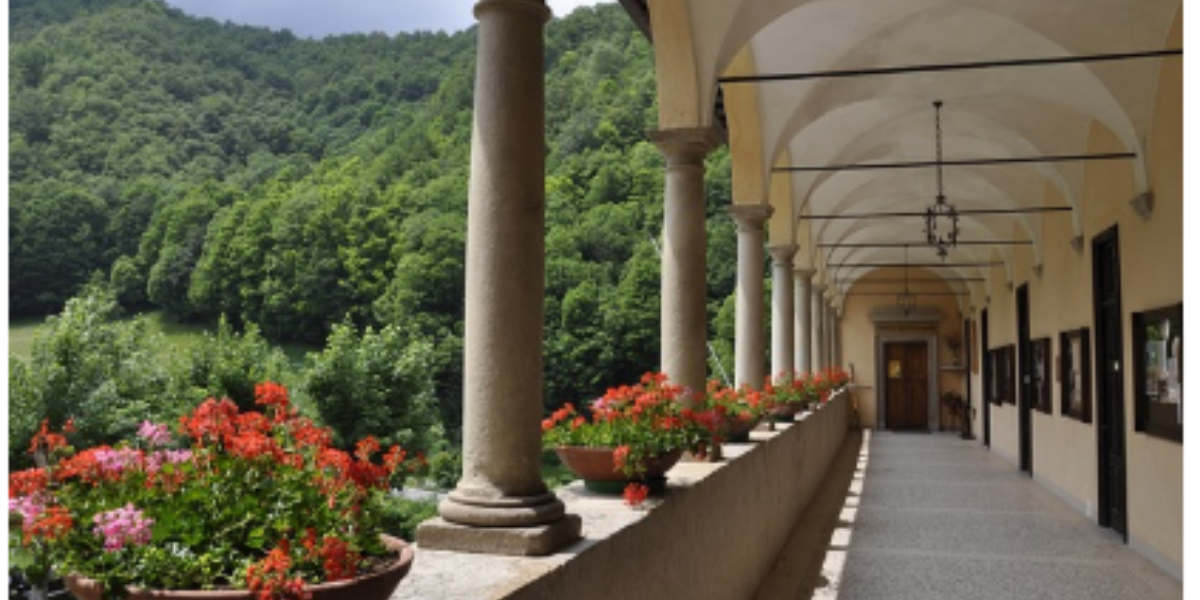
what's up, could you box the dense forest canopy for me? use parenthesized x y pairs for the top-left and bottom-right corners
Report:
(9, 0), (744, 468)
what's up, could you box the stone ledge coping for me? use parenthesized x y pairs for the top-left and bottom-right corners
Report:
(393, 399), (845, 600)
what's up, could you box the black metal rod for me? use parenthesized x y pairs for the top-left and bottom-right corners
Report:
(719, 49), (1182, 84)
(820, 240), (1032, 248)
(775, 152), (1136, 173)
(831, 262), (1004, 268)
(846, 291), (969, 296)
(837, 277), (985, 284)
(799, 206), (1072, 220)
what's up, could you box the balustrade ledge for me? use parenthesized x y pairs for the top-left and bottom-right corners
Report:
(395, 391), (852, 600)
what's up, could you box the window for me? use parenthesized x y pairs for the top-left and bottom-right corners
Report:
(1060, 328), (1091, 422)
(1133, 303), (1182, 442)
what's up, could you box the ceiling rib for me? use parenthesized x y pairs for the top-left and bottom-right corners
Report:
(820, 241), (1032, 248)
(774, 152), (1135, 173)
(718, 48), (1182, 85)
(799, 206), (1072, 220)
(831, 262), (1003, 268)
(836, 277), (985, 284)
(846, 291), (969, 296)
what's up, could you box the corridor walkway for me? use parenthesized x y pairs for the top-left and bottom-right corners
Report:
(752, 431), (1182, 600)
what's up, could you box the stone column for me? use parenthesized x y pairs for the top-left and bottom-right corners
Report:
(823, 296), (834, 368)
(421, 0), (580, 556)
(768, 245), (798, 379)
(794, 269), (814, 376)
(729, 205), (772, 389)
(830, 306), (841, 367)
(811, 283), (826, 371)
(650, 128), (721, 400)
(724, 204), (772, 386)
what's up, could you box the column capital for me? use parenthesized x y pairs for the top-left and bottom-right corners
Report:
(648, 127), (722, 167)
(793, 268), (817, 279)
(727, 203), (773, 232)
(767, 244), (798, 266)
(474, 0), (551, 21)
(812, 282), (828, 293)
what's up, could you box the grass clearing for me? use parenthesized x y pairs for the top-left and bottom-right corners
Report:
(8, 311), (320, 365)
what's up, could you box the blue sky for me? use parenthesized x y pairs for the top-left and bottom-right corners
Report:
(162, 0), (616, 38)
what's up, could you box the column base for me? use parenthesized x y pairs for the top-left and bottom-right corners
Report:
(416, 514), (582, 556)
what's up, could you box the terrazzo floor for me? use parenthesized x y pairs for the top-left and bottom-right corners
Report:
(751, 431), (1182, 600)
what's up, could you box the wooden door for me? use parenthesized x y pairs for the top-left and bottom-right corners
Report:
(1017, 284), (1033, 474)
(982, 309), (991, 447)
(1094, 227), (1127, 538)
(885, 342), (929, 430)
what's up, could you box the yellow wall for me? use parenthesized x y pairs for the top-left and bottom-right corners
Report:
(1120, 19), (1183, 574)
(967, 35), (1182, 576)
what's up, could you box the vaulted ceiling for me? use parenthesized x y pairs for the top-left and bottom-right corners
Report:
(620, 0), (1182, 312)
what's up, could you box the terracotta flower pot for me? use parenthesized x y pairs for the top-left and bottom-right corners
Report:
(724, 415), (761, 443)
(769, 403), (801, 422)
(65, 535), (414, 600)
(554, 446), (684, 494)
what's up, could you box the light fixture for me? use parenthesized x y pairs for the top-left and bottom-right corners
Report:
(896, 245), (917, 315)
(925, 100), (959, 260)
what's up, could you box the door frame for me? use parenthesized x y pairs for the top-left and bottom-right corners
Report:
(1093, 225), (1127, 538)
(876, 331), (939, 431)
(1017, 284), (1033, 474)
(982, 309), (991, 447)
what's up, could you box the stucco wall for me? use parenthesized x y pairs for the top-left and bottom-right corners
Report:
(967, 21), (1182, 578)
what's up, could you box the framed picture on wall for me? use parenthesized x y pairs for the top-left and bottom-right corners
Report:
(1000, 345), (1015, 405)
(1060, 328), (1091, 422)
(987, 348), (1001, 405)
(1031, 337), (1051, 414)
(1132, 303), (1182, 442)
(988, 346), (1014, 405)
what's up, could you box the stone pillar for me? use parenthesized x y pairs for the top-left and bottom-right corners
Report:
(830, 306), (841, 368)
(794, 269), (814, 376)
(769, 245), (798, 379)
(811, 283), (826, 371)
(830, 300), (840, 364)
(823, 296), (834, 368)
(650, 128), (721, 400)
(729, 204), (773, 389)
(420, 0), (580, 556)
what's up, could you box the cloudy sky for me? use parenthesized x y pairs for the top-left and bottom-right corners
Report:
(163, 0), (616, 38)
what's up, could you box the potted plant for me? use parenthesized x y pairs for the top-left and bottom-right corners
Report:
(941, 389), (965, 417)
(817, 366), (852, 405)
(8, 382), (418, 600)
(762, 372), (814, 421)
(542, 372), (717, 505)
(699, 380), (770, 443)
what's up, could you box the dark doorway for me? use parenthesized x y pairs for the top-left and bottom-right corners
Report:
(885, 341), (929, 430)
(1094, 226), (1127, 538)
(963, 317), (974, 440)
(982, 309), (991, 447)
(1017, 284), (1033, 474)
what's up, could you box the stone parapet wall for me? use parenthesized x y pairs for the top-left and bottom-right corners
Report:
(396, 390), (851, 600)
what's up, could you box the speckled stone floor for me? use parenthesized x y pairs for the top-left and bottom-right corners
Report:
(751, 431), (1182, 600)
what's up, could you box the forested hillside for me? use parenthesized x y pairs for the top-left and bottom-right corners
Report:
(9, 0), (739, 463)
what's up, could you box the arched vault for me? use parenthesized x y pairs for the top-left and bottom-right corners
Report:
(638, 0), (1179, 291)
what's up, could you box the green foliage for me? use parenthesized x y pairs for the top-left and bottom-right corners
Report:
(375, 495), (439, 542)
(178, 316), (296, 411)
(304, 323), (441, 451)
(10, 1), (741, 464)
(8, 287), (187, 467)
